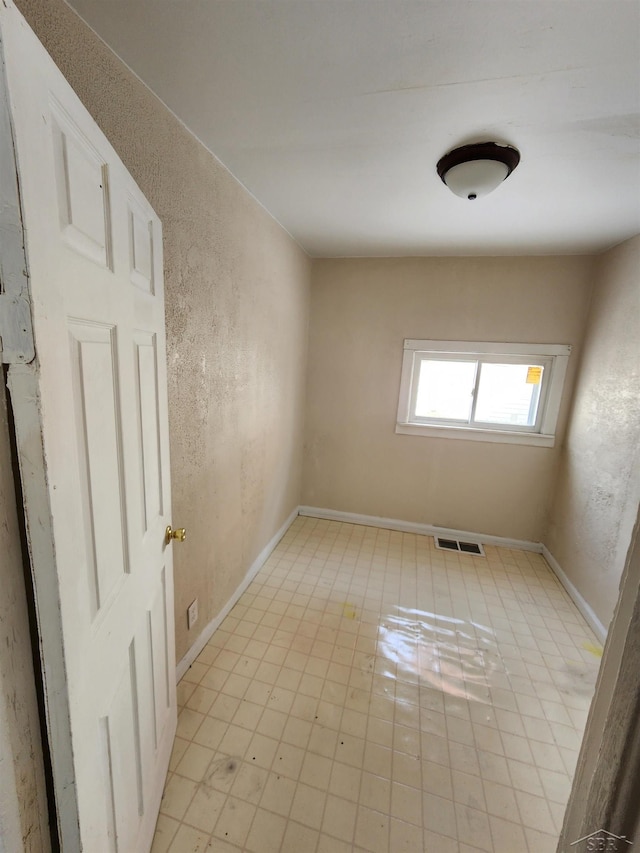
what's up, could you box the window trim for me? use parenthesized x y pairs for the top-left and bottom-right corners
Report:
(396, 340), (571, 447)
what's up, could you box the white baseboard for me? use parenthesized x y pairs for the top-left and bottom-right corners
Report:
(176, 505), (607, 679)
(300, 507), (607, 642)
(176, 507), (299, 682)
(542, 545), (607, 644)
(298, 506), (543, 553)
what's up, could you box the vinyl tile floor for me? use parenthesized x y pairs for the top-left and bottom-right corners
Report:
(152, 516), (601, 853)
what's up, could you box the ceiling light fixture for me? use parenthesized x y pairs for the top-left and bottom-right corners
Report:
(437, 141), (520, 200)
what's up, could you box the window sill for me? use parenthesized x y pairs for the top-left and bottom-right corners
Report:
(395, 422), (556, 447)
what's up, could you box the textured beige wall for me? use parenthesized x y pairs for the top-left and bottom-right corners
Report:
(559, 504), (640, 847)
(15, 0), (311, 662)
(545, 235), (640, 629)
(0, 383), (50, 852)
(303, 257), (594, 542)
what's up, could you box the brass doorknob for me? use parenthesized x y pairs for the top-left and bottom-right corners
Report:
(165, 525), (187, 545)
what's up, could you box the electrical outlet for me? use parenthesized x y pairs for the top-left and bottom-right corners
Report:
(187, 599), (198, 630)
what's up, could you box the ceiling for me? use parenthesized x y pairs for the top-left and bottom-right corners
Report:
(67, 0), (640, 257)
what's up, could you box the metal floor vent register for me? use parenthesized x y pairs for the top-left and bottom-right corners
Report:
(435, 537), (485, 556)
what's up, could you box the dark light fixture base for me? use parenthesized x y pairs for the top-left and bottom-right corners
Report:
(437, 141), (521, 199)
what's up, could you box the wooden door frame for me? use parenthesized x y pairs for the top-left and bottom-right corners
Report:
(0, 376), (52, 852)
(558, 499), (640, 851)
(0, 24), (77, 851)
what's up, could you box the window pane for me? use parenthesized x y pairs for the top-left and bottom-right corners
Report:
(415, 359), (476, 421)
(474, 363), (543, 426)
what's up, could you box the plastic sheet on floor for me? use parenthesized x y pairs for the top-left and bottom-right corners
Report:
(377, 607), (504, 704)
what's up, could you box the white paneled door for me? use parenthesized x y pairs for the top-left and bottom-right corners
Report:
(1, 4), (177, 851)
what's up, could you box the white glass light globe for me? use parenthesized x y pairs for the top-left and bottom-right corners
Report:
(444, 159), (510, 200)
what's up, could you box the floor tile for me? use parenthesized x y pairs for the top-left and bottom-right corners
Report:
(152, 517), (601, 852)
(166, 823), (210, 853)
(211, 796), (257, 847)
(159, 774), (197, 821)
(280, 820), (319, 853)
(150, 814), (179, 853)
(244, 807), (287, 853)
(182, 785), (226, 834)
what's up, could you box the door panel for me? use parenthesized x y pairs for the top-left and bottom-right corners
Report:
(51, 101), (113, 268)
(103, 645), (145, 849)
(1, 3), (177, 850)
(135, 332), (164, 533)
(148, 571), (173, 748)
(68, 320), (129, 615)
(128, 197), (155, 294)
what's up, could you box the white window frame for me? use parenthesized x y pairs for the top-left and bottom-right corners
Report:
(396, 340), (571, 447)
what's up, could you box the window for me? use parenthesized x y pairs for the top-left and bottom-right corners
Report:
(396, 340), (571, 447)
